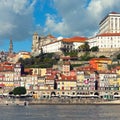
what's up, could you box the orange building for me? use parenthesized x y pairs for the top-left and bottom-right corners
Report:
(89, 58), (112, 71)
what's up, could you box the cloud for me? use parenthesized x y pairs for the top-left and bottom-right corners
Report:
(45, 0), (120, 37)
(0, 0), (36, 41)
(44, 14), (70, 36)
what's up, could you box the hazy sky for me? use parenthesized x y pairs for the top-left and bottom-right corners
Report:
(0, 0), (120, 52)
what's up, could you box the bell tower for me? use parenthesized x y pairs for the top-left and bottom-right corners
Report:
(31, 32), (40, 56)
(9, 38), (13, 54)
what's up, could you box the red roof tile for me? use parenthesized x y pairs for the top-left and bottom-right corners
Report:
(97, 33), (120, 37)
(47, 34), (55, 38)
(58, 74), (77, 81)
(90, 58), (111, 61)
(110, 12), (119, 14)
(62, 36), (87, 43)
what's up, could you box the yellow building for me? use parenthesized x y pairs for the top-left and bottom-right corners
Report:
(32, 68), (46, 76)
(15, 51), (31, 62)
(57, 80), (76, 90)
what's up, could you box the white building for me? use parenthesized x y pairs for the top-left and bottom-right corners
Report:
(88, 12), (120, 52)
(31, 33), (59, 56)
(99, 12), (120, 34)
(88, 33), (120, 51)
(42, 39), (62, 53)
(31, 32), (87, 55)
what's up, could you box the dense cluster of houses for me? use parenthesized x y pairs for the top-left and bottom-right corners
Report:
(0, 55), (120, 100)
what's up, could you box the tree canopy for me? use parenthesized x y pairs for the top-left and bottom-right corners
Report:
(13, 86), (26, 95)
(18, 53), (59, 68)
(78, 42), (90, 52)
(91, 46), (99, 52)
(117, 53), (120, 59)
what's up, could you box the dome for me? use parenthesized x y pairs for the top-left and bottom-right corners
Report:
(57, 36), (63, 40)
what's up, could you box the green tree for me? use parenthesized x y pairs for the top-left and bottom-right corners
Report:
(117, 54), (120, 59)
(91, 46), (99, 52)
(13, 86), (26, 95)
(99, 55), (106, 58)
(18, 53), (59, 68)
(78, 42), (90, 51)
(18, 58), (24, 65)
(80, 52), (92, 61)
(64, 51), (78, 57)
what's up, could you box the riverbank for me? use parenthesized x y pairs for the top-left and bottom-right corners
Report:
(28, 99), (120, 105)
(1, 98), (120, 106)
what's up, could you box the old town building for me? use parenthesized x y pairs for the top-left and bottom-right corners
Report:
(88, 12), (120, 52)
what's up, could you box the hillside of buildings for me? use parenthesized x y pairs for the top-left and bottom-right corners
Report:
(17, 41), (120, 70)
(1, 12), (120, 101)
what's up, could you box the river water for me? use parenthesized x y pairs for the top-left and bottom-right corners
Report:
(0, 105), (120, 120)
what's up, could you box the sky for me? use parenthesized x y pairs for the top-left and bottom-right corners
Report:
(0, 0), (120, 53)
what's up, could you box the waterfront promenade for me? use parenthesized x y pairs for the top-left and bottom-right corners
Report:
(0, 97), (120, 105)
(1, 97), (120, 106)
(28, 98), (120, 105)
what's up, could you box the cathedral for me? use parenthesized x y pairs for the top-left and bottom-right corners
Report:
(31, 32), (58, 56)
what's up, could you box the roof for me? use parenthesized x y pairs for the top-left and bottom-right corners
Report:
(47, 34), (55, 38)
(99, 12), (120, 25)
(46, 75), (55, 80)
(114, 66), (120, 70)
(109, 12), (118, 14)
(90, 58), (111, 61)
(62, 36), (87, 43)
(76, 66), (95, 71)
(58, 74), (77, 81)
(97, 33), (120, 37)
(61, 56), (71, 60)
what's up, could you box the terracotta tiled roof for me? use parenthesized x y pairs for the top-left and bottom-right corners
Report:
(97, 33), (120, 37)
(24, 68), (32, 73)
(76, 66), (95, 71)
(47, 34), (55, 38)
(0, 62), (14, 71)
(62, 36), (87, 43)
(46, 75), (55, 80)
(90, 58), (111, 61)
(114, 66), (120, 70)
(110, 12), (119, 14)
(61, 56), (70, 60)
(58, 74), (77, 81)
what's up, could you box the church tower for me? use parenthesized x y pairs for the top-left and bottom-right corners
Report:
(9, 38), (13, 54)
(31, 32), (40, 56)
